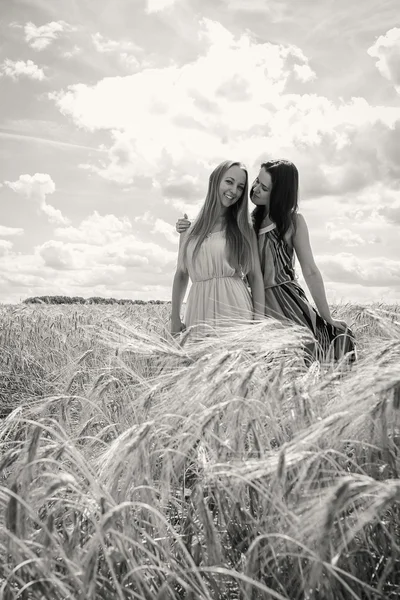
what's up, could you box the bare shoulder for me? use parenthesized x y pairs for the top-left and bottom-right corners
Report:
(284, 213), (303, 246)
(292, 213), (310, 240)
(293, 212), (307, 229)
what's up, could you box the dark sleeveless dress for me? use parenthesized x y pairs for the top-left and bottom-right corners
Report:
(258, 223), (356, 363)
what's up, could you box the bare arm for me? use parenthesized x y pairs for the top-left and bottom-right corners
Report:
(171, 234), (189, 335)
(246, 230), (265, 319)
(293, 214), (347, 329)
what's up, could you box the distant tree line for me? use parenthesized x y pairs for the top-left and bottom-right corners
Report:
(23, 296), (170, 305)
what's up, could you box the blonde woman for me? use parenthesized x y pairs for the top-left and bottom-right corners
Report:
(171, 160), (264, 336)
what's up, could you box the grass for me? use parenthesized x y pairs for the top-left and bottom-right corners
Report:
(0, 301), (399, 599)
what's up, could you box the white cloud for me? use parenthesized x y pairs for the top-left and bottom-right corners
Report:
(145, 0), (178, 13)
(1, 59), (46, 81)
(38, 240), (76, 269)
(55, 211), (132, 244)
(343, 184), (400, 219)
(36, 232), (175, 274)
(2, 18), (400, 304)
(293, 63), (316, 82)
(0, 226), (24, 236)
(49, 211), (177, 281)
(91, 33), (142, 69)
(2, 272), (47, 288)
(39, 18), (400, 302)
(0, 240), (13, 256)
(64, 45), (81, 59)
(51, 20), (330, 185)
(378, 202), (400, 225)
(323, 281), (400, 304)
(50, 19), (400, 196)
(24, 20), (75, 51)
(220, 0), (287, 19)
(0, 204), (178, 301)
(56, 210), (179, 258)
(6, 172), (54, 197)
(41, 203), (69, 225)
(160, 172), (202, 203)
(325, 224), (382, 247)
(92, 32), (141, 54)
(368, 28), (400, 92)
(135, 212), (179, 244)
(152, 218), (179, 244)
(326, 225), (366, 247)
(120, 53), (140, 69)
(4, 173), (69, 225)
(318, 253), (400, 287)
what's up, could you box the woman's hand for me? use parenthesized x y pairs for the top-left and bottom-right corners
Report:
(171, 316), (185, 336)
(176, 213), (191, 233)
(327, 318), (349, 331)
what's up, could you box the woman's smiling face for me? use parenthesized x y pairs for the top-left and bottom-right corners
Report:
(218, 165), (247, 208)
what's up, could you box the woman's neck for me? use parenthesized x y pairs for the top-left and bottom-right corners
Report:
(214, 208), (227, 225)
(261, 212), (273, 227)
(210, 215), (225, 232)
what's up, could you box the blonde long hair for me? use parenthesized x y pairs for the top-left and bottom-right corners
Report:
(183, 160), (254, 275)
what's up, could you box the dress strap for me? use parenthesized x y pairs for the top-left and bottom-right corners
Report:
(258, 223), (276, 235)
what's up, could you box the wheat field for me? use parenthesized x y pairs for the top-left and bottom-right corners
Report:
(0, 302), (399, 599)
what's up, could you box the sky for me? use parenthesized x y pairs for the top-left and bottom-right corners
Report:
(0, 0), (400, 305)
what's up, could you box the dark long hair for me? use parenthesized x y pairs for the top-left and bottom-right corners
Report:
(183, 160), (254, 274)
(251, 159), (299, 240)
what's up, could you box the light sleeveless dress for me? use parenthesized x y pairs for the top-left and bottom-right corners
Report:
(258, 223), (356, 362)
(180, 230), (253, 334)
